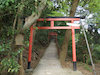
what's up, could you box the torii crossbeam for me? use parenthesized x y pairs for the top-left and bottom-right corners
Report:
(27, 17), (80, 71)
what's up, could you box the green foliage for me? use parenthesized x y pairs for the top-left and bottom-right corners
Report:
(1, 57), (20, 72)
(68, 39), (72, 57)
(84, 64), (92, 72)
(47, 0), (53, 9)
(0, 41), (24, 72)
(0, 0), (15, 8)
(92, 44), (100, 60)
(86, 58), (92, 65)
(88, 0), (100, 13)
(7, 27), (15, 36)
(0, 26), (15, 42)
(35, 30), (49, 46)
(56, 29), (66, 47)
(47, 0), (70, 17)
(0, 25), (24, 73)
(74, 28), (100, 65)
(79, 62), (92, 72)
(0, 0), (17, 17)
(57, 35), (64, 46)
(0, 43), (11, 52)
(48, 11), (64, 17)
(0, 44), (24, 73)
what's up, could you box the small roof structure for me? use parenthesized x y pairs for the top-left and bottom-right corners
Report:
(48, 32), (57, 36)
(48, 32), (57, 42)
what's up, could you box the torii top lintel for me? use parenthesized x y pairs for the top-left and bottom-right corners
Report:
(33, 17), (80, 30)
(38, 17), (80, 21)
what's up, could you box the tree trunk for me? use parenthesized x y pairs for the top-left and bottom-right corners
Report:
(18, 50), (25, 75)
(32, 29), (36, 46)
(16, 20), (25, 75)
(22, 0), (47, 30)
(60, 0), (79, 67)
(13, 14), (17, 30)
(15, 6), (25, 75)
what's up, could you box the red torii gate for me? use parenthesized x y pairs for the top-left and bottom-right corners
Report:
(48, 32), (57, 42)
(27, 17), (80, 71)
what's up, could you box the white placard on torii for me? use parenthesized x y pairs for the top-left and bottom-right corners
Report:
(67, 23), (80, 27)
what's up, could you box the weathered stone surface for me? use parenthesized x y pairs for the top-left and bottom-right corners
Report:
(32, 41), (83, 75)
(15, 34), (24, 45)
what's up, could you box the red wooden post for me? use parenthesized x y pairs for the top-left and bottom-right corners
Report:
(71, 21), (77, 71)
(27, 26), (33, 69)
(51, 21), (54, 27)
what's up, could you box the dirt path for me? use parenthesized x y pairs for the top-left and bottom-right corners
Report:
(32, 41), (83, 75)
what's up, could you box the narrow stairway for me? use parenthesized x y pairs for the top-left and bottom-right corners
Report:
(32, 41), (83, 75)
